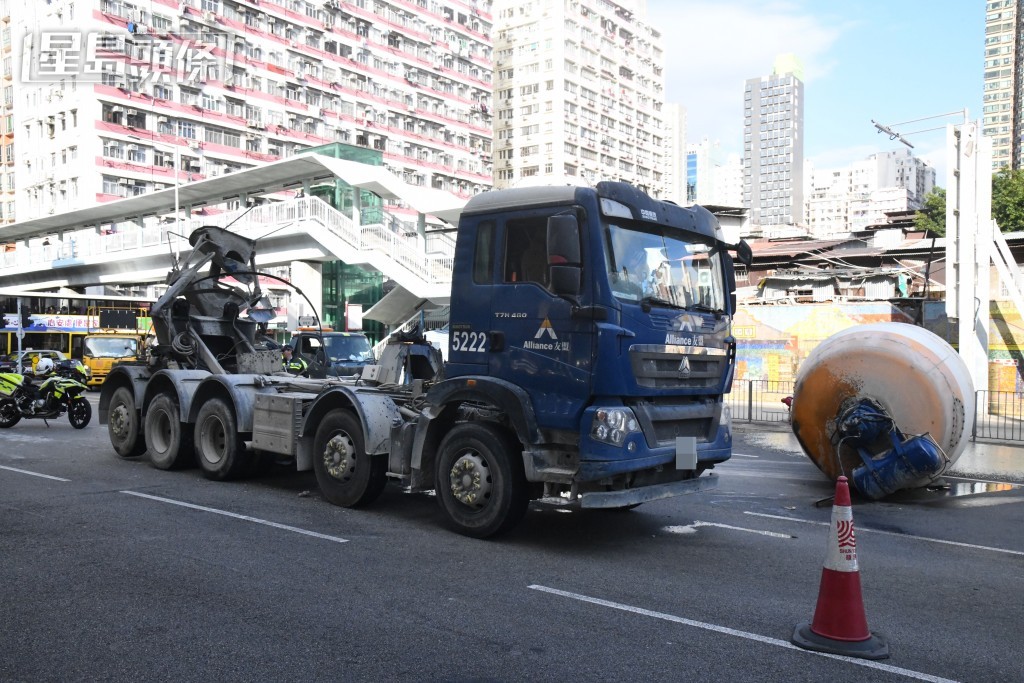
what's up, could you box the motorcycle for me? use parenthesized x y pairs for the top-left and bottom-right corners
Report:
(0, 359), (92, 429)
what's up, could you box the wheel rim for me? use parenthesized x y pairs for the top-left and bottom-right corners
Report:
(448, 450), (492, 509)
(110, 403), (130, 438)
(0, 401), (17, 422)
(199, 416), (228, 465)
(71, 402), (86, 424)
(150, 409), (172, 453)
(322, 432), (355, 482)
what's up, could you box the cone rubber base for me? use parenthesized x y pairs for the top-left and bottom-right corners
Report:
(792, 622), (890, 660)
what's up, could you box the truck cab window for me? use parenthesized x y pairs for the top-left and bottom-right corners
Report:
(473, 221), (494, 285)
(503, 218), (548, 286)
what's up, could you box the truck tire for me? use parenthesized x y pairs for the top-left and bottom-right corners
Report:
(145, 393), (194, 470)
(194, 397), (248, 481)
(435, 422), (529, 539)
(108, 387), (145, 458)
(312, 409), (386, 508)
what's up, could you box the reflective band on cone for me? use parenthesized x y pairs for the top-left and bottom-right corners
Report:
(792, 476), (889, 660)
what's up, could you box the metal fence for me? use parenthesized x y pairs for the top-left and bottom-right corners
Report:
(973, 390), (1024, 442)
(728, 380), (1024, 444)
(726, 380), (795, 425)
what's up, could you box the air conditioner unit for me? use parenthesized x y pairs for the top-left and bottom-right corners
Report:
(246, 119), (263, 128)
(204, 10), (216, 22)
(126, 108), (138, 116)
(157, 116), (169, 124)
(127, 144), (138, 152)
(111, 105), (124, 113)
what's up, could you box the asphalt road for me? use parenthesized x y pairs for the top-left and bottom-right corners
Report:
(2, 397), (1022, 683)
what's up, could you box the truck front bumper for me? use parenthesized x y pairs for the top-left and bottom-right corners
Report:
(579, 473), (718, 508)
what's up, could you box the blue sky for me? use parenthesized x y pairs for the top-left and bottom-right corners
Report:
(645, 1), (983, 183)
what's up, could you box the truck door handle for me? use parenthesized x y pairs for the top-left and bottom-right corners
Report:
(488, 331), (505, 352)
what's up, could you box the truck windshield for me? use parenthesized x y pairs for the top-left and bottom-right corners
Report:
(323, 335), (374, 362)
(604, 221), (727, 312)
(84, 336), (138, 358)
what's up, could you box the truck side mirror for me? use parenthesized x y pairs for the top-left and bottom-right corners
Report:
(732, 239), (753, 268)
(548, 215), (581, 297)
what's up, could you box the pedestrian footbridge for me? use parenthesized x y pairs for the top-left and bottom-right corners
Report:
(0, 154), (463, 326)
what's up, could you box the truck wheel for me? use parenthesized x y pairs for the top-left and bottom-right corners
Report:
(435, 422), (529, 539)
(145, 393), (194, 470)
(195, 398), (247, 481)
(68, 398), (92, 429)
(312, 409), (386, 508)
(0, 398), (21, 428)
(108, 387), (145, 458)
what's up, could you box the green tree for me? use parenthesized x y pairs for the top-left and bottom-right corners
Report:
(914, 187), (946, 236)
(992, 168), (1024, 233)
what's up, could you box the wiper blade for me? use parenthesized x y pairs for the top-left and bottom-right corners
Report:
(640, 295), (684, 310)
(688, 303), (724, 316)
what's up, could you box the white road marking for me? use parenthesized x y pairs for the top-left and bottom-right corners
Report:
(528, 585), (960, 683)
(121, 491), (349, 544)
(0, 465), (69, 482)
(744, 511), (1024, 557)
(732, 452), (760, 458)
(665, 521), (794, 539)
(942, 475), (1021, 488)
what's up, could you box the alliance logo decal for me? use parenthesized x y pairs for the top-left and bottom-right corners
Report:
(534, 318), (558, 340)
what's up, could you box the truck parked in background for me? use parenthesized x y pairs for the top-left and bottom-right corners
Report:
(288, 329), (376, 378)
(99, 181), (750, 537)
(82, 332), (143, 389)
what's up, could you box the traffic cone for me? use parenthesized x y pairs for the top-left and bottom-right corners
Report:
(791, 476), (889, 660)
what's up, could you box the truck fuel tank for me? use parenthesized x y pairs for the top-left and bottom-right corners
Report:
(790, 323), (974, 498)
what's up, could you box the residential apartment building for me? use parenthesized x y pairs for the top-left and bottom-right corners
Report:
(983, 0), (1019, 169)
(662, 101), (685, 202)
(3, 0), (495, 224)
(490, 0), (668, 196)
(805, 148), (936, 237)
(742, 55), (804, 228)
(685, 137), (743, 207)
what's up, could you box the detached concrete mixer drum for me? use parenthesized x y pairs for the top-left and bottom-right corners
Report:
(790, 323), (974, 499)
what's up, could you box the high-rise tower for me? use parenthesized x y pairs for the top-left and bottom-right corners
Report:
(491, 0), (668, 196)
(742, 54), (804, 228)
(983, 0), (1019, 169)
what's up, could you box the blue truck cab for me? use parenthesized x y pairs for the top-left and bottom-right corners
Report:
(421, 181), (751, 536)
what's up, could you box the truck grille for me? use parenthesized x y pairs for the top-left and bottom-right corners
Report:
(629, 344), (728, 390)
(629, 397), (721, 446)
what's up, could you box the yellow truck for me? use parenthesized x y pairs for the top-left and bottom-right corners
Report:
(82, 332), (143, 388)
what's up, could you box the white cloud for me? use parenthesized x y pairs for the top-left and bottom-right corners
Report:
(647, 1), (848, 153)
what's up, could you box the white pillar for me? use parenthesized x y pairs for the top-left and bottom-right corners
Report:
(945, 121), (992, 392)
(288, 260), (323, 329)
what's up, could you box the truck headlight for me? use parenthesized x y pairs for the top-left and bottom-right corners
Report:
(591, 408), (640, 447)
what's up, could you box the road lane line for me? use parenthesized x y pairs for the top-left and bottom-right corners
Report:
(528, 585), (960, 683)
(0, 465), (69, 482)
(121, 491), (349, 544)
(744, 511), (1024, 557)
(665, 521), (794, 539)
(942, 475), (1021, 488)
(732, 453), (760, 458)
